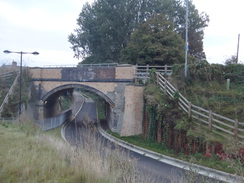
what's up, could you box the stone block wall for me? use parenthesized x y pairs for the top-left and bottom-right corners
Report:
(30, 68), (62, 79)
(120, 85), (144, 136)
(29, 65), (135, 81)
(115, 66), (135, 80)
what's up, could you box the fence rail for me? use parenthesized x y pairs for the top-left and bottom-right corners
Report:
(135, 65), (172, 80)
(156, 73), (243, 140)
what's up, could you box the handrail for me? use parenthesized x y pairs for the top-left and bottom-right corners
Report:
(156, 72), (244, 140)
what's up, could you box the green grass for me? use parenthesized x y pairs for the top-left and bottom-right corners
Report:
(0, 120), (152, 183)
(0, 123), (85, 183)
(45, 126), (62, 139)
(107, 130), (244, 175)
(179, 80), (244, 122)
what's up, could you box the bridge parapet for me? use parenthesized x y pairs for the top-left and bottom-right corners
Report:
(30, 64), (136, 82)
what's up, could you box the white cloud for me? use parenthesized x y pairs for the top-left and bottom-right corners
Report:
(193, 0), (244, 64)
(0, 1), (77, 32)
(0, 0), (90, 67)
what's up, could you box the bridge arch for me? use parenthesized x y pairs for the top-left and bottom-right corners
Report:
(41, 83), (115, 107)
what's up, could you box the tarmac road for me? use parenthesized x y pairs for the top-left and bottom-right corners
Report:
(63, 93), (222, 183)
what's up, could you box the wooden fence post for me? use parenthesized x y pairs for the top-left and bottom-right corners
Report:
(146, 64), (149, 79)
(164, 79), (167, 94)
(234, 119), (239, 139)
(188, 102), (192, 118)
(135, 64), (138, 83)
(156, 72), (159, 85)
(208, 110), (212, 130)
(165, 64), (167, 74)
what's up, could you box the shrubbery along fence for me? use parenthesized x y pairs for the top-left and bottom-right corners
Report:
(135, 65), (244, 141)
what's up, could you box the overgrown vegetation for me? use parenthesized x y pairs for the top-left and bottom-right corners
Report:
(108, 131), (243, 175)
(171, 63), (244, 121)
(0, 117), (153, 183)
(59, 93), (73, 111)
(1, 68), (30, 117)
(105, 66), (242, 178)
(0, 71), (17, 108)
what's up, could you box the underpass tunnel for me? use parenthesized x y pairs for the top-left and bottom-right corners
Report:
(74, 88), (112, 127)
(43, 88), (74, 118)
(41, 84), (114, 129)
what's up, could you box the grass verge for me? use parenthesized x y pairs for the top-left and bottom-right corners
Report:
(107, 130), (244, 176)
(0, 119), (154, 183)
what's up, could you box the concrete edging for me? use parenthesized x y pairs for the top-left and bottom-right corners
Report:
(97, 122), (243, 183)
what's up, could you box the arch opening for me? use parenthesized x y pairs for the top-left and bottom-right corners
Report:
(42, 84), (115, 107)
(41, 84), (115, 120)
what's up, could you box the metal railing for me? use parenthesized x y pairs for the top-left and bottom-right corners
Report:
(43, 63), (119, 68)
(156, 73), (244, 140)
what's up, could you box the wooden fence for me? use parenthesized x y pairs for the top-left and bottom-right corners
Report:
(135, 65), (172, 80)
(156, 73), (244, 140)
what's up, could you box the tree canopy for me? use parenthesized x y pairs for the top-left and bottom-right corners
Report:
(69, 0), (209, 65)
(120, 14), (185, 65)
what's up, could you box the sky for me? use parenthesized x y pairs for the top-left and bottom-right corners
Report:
(0, 0), (243, 67)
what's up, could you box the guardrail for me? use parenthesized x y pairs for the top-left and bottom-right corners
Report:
(156, 73), (244, 140)
(43, 63), (119, 68)
(0, 72), (20, 116)
(135, 65), (172, 80)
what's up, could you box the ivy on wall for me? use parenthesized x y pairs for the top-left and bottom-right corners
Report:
(144, 81), (208, 154)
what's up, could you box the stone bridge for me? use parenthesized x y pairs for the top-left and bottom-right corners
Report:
(28, 65), (144, 136)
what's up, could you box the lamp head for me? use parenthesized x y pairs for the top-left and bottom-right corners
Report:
(3, 50), (11, 54)
(32, 52), (39, 55)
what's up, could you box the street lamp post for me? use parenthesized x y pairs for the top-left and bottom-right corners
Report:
(185, 0), (189, 78)
(3, 50), (39, 116)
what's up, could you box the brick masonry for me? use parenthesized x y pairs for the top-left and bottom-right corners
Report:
(29, 66), (143, 136)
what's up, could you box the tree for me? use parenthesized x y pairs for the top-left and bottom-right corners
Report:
(69, 0), (209, 64)
(120, 14), (185, 65)
(69, 0), (142, 64)
(225, 55), (238, 65)
(175, 1), (209, 61)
